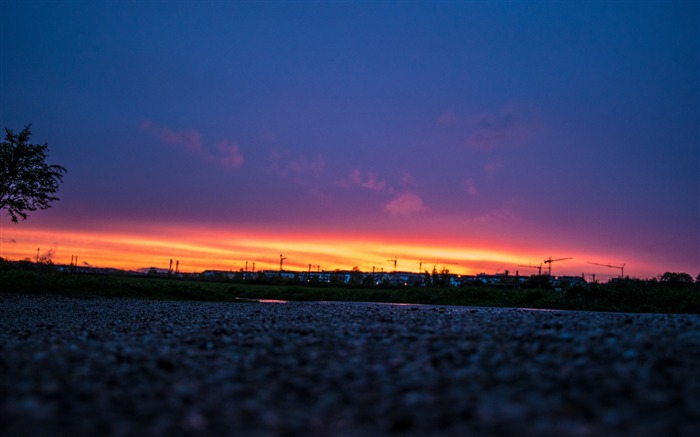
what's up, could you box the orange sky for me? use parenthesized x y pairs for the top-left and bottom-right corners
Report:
(0, 218), (667, 281)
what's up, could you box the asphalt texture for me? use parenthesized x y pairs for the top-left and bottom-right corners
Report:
(1, 293), (699, 436)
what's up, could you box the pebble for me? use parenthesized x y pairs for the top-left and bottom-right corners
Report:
(1, 293), (699, 436)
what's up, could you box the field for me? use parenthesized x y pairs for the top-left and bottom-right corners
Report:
(2, 262), (699, 314)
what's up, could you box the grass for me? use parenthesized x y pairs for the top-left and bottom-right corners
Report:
(0, 269), (239, 302)
(232, 285), (567, 309)
(2, 262), (699, 314)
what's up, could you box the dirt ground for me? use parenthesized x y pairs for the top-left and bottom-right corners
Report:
(2, 293), (699, 436)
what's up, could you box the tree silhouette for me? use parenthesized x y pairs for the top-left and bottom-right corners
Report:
(659, 272), (694, 289)
(1, 125), (66, 223)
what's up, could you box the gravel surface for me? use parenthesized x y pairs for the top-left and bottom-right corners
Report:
(1, 293), (699, 436)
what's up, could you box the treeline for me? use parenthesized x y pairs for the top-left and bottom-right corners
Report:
(562, 275), (700, 313)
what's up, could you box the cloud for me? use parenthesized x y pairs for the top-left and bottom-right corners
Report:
(217, 140), (244, 169)
(437, 103), (541, 152)
(474, 110), (519, 131)
(470, 206), (521, 224)
(384, 193), (426, 215)
(267, 151), (329, 199)
(270, 152), (326, 180)
(346, 169), (388, 192)
(400, 170), (416, 187)
(465, 178), (479, 196)
(310, 156), (325, 177)
(141, 120), (203, 153)
(308, 187), (334, 202)
(259, 130), (277, 144)
(142, 120), (244, 170)
(467, 131), (507, 151)
(436, 110), (458, 126)
(469, 197), (524, 224)
(484, 160), (503, 175)
(466, 107), (520, 151)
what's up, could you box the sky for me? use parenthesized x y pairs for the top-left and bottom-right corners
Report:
(1, 1), (698, 280)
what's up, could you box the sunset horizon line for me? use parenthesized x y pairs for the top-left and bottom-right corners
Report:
(1, 219), (692, 281)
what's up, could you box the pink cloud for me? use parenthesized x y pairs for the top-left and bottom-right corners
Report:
(472, 197), (526, 224)
(142, 120), (244, 170)
(465, 178), (479, 196)
(308, 187), (333, 202)
(470, 207), (521, 223)
(259, 130), (277, 144)
(288, 160), (305, 174)
(436, 110), (458, 126)
(466, 130), (506, 151)
(384, 193), (426, 215)
(466, 107), (517, 151)
(434, 104), (541, 152)
(217, 140), (244, 169)
(142, 120), (203, 153)
(400, 170), (415, 187)
(287, 155), (325, 178)
(268, 151), (326, 185)
(484, 160), (503, 175)
(347, 169), (387, 192)
(310, 156), (325, 177)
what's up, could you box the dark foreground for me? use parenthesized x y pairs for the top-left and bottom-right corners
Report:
(1, 294), (699, 436)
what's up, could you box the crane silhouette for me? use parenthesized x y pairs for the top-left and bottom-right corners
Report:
(543, 256), (572, 276)
(588, 262), (625, 278)
(388, 257), (397, 273)
(279, 254), (288, 271)
(518, 263), (544, 275)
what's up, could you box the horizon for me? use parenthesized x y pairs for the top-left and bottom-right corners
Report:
(1, 2), (698, 281)
(0, 217), (689, 281)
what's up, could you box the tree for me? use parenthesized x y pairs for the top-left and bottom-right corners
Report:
(348, 266), (364, 287)
(0, 125), (66, 222)
(659, 272), (694, 288)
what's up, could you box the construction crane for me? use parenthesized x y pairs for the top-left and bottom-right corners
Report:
(388, 257), (397, 272)
(279, 254), (288, 271)
(588, 262), (625, 279)
(543, 257), (572, 276)
(518, 263), (544, 275)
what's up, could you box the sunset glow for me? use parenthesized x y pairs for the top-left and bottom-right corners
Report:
(0, 217), (667, 280)
(1, 2), (697, 281)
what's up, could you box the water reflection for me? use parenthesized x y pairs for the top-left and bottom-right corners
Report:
(236, 298), (289, 304)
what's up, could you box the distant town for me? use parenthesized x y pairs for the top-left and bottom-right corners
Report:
(39, 255), (599, 290)
(196, 267), (590, 290)
(5, 251), (698, 292)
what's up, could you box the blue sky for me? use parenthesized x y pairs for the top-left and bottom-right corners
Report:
(1, 1), (698, 277)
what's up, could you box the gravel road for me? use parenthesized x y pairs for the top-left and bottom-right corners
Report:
(1, 293), (699, 436)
